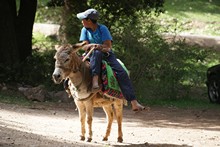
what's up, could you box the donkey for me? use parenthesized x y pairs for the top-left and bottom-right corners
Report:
(52, 42), (126, 142)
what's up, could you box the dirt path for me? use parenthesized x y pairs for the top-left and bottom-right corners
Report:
(0, 102), (220, 147)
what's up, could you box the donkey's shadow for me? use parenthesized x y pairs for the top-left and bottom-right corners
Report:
(112, 142), (191, 147)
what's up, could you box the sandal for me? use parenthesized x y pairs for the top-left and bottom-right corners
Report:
(133, 106), (150, 112)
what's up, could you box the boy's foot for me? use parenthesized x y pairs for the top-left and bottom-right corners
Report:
(92, 85), (100, 93)
(92, 75), (99, 93)
(133, 106), (150, 112)
(131, 100), (150, 112)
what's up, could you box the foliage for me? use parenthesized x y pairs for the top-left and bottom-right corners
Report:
(35, 0), (62, 24)
(113, 11), (218, 100)
(0, 49), (55, 88)
(49, 0), (165, 43)
(0, 90), (31, 106)
(144, 97), (220, 109)
(0, 33), (62, 91)
(163, 0), (220, 18)
(158, 0), (220, 36)
(32, 32), (57, 50)
(2, 0), (219, 104)
(21, 49), (55, 86)
(46, 0), (64, 7)
(88, 0), (164, 29)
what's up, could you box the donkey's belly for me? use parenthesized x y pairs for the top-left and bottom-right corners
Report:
(70, 88), (91, 100)
(92, 95), (121, 107)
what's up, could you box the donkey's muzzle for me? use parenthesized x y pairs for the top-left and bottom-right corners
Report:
(52, 67), (64, 84)
(52, 73), (62, 84)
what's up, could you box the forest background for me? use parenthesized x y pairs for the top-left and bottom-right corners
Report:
(0, 0), (220, 107)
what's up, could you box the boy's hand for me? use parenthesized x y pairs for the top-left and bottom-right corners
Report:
(82, 44), (99, 51)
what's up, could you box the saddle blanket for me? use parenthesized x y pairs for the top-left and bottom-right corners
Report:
(101, 59), (129, 99)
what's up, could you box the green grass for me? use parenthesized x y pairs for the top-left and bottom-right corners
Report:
(144, 97), (220, 109)
(1, 89), (220, 109)
(0, 90), (32, 106)
(35, 0), (220, 35)
(164, 0), (220, 18)
(158, 0), (220, 36)
(2, 0), (219, 109)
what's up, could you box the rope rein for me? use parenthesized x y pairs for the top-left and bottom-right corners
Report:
(72, 47), (97, 101)
(74, 47), (95, 90)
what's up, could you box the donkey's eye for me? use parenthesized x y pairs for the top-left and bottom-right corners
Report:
(64, 58), (69, 63)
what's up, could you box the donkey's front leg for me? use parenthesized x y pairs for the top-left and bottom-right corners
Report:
(85, 99), (94, 142)
(102, 105), (114, 141)
(75, 100), (86, 141)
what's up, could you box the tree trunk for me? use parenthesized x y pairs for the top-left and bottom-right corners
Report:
(0, 0), (37, 65)
(0, 0), (18, 65)
(16, 0), (37, 62)
(61, 0), (87, 43)
(0, 0), (37, 82)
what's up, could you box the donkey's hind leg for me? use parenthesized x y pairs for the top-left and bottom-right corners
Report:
(102, 104), (114, 141)
(113, 100), (123, 142)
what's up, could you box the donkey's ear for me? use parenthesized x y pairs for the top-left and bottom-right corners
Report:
(72, 42), (87, 48)
(71, 42), (87, 52)
(55, 45), (61, 51)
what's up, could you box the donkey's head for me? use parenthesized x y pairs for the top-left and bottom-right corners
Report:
(52, 42), (86, 84)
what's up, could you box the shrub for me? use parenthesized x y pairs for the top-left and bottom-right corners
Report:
(2, 5), (218, 102)
(112, 11), (216, 100)
(0, 33), (62, 91)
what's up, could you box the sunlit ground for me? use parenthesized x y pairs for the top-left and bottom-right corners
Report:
(0, 103), (220, 147)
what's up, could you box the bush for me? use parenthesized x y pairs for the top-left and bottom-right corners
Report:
(0, 33), (63, 91)
(2, 5), (218, 102)
(112, 11), (216, 100)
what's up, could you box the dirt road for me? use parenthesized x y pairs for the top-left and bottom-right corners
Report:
(0, 102), (220, 147)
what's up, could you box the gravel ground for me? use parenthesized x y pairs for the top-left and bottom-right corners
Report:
(0, 102), (220, 147)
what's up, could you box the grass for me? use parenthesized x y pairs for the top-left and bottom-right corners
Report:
(144, 97), (220, 109)
(158, 0), (220, 36)
(1, 0), (220, 109)
(1, 89), (220, 109)
(0, 90), (32, 106)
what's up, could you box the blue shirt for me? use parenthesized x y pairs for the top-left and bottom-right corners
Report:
(79, 24), (112, 44)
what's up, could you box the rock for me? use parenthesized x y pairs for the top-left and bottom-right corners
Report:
(163, 33), (220, 50)
(0, 83), (17, 91)
(49, 91), (73, 103)
(6, 83), (73, 103)
(18, 85), (49, 102)
(0, 83), (6, 90)
(33, 23), (60, 37)
(2, 86), (7, 91)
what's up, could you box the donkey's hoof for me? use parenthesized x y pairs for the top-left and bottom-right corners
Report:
(80, 136), (85, 141)
(117, 137), (123, 143)
(87, 138), (92, 142)
(102, 137), (108, 141)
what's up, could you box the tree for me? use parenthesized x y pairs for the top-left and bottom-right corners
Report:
(56, 0), (164, 43)
(59, 0), (87, 43)
(0, 0), (37, 66)
(0, 0), (18, 65)
(16, 0), (37, 62)
(90, 0), (164, 29)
